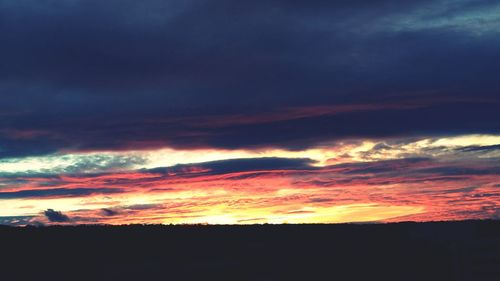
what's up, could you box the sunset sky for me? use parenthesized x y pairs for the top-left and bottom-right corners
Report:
(0, 0), (499, 225)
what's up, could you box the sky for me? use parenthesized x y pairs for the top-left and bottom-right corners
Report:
(0, 0), (499, 226)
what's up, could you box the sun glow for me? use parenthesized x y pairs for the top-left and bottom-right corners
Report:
(1, 134), (498, 225)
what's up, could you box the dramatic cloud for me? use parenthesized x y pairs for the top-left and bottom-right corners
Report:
(44, 209), (70, 223)
(100, 208), (118, 217)
(0, 0), (499, 225)
(0, 188), (123, 199)
(0, 135), (498, 225)
(147, 157), (316, 177)
(0, 0), (499, 157)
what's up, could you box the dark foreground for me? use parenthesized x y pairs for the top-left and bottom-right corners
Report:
(1, 220), (499, 281)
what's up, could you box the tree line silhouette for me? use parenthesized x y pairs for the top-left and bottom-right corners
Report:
(1, 220), (498, 281)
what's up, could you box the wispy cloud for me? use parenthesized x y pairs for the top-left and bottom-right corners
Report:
(1, 134), (498, 225)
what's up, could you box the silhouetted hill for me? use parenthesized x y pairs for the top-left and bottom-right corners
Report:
(1, 220), (499, 281)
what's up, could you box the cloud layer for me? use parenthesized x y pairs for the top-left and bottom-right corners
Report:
(0, 135), (498, 225)
(0, 0), (499, 157)
(0, 0), (499, 224)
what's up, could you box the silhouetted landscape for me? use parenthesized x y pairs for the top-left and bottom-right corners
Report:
(2, 1), (499, 280)
(1, 220), (499, 281)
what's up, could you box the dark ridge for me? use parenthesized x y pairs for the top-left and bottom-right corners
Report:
(1, 220), (499, 281)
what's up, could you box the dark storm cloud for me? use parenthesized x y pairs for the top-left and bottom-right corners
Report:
(0, 187), (123, 199)
(456, 144), (500, 152)
(417, 166), (500, 176)
(147, 157), (316, 176)
(100, 208), (119, 216)
(334, 158), (432, 174)
(43, 209), (70, 222)
(329, 157), (500, 178)
(1, 0), (499, 157)
(123, 204), (163, 211)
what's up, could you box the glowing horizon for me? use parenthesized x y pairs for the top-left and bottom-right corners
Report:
(1, 134), (498, 226)
(1, 0), (499, 226)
